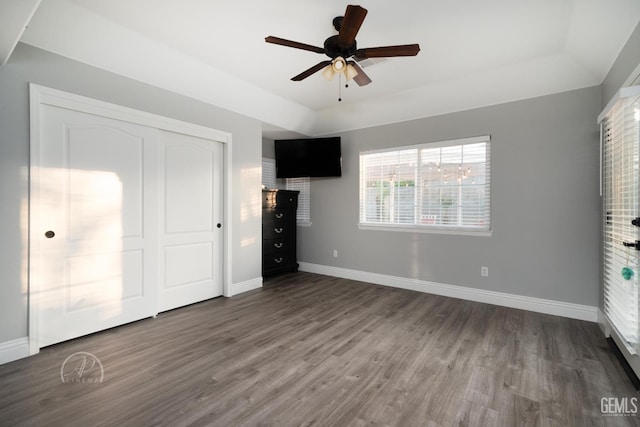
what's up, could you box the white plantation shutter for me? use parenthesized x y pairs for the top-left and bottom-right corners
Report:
(360, 136), (490, 233)
(600, 86), (640, 353)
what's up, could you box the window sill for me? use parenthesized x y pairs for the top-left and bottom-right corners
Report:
(358, 223), (492, 237)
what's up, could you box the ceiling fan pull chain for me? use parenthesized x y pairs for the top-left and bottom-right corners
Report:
(338, 73), (342, 102)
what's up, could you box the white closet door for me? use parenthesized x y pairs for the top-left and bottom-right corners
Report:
(158, 130), (224, 312)
(35, 105), (159, 347)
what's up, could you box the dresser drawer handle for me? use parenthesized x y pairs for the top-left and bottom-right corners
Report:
(274, 243), (283, 249)
(274, 228), (283, 234)
(274, 257), (283, 263)
(275, 213), (284, 219)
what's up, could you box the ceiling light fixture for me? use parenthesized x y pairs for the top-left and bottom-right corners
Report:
(332, 56), (346, 73)
(322, 56), (359, 102)
(322, 56), (358, 82)
(345, 62), (359, 81)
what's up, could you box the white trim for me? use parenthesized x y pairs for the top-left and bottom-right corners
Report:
(358, 223), (493, 237)
(602, 311), (639, 356)
(30, 84), (231, 143)
(229, 277), (263, 296)
(622, 63), (640, 88)
(597, 85), (640, 123)
(223, 137), (233, 298)
(0, 337), (30, 365)
(29, 84), (233, 354)
(599, 122), (603, 197)
(360, 135), (491, 156)
(601, 310), (640, 378)
(29, 84), (44, 356)
(298, 262), (598, 322)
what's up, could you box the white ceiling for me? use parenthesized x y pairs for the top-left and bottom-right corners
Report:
(7, 0), (640, 136)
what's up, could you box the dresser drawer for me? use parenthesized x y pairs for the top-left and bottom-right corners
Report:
(263, 252), (297, 272)
(263, 238), (293, 254)
(275, 191), (298, 209)
(262, 208), (295, 222)
(263, 221), (294, 240)
(262, 190), (299, 209)
(262, 191), (277, 209)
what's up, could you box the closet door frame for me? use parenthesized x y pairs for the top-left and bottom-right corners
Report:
(28, 84), (232, 355)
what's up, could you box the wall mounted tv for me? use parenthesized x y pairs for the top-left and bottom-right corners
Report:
(275, 137), (342, 178)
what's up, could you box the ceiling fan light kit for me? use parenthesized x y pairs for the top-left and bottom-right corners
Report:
(265, 4), (420, 101)
(321, 65), (336, 81)
(321, 56), (358, 83)
(332, 57), (346, 72)
(344, 63), (359, 81)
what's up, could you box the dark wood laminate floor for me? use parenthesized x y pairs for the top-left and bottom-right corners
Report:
(1, 272), (638, 426)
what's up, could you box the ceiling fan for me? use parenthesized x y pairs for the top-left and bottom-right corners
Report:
(265, 5), (420, 87)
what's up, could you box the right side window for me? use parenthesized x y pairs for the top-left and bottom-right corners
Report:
(359, 135), (491, 235)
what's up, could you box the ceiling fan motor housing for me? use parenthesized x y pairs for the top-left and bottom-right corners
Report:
(324, 35), (357, 60)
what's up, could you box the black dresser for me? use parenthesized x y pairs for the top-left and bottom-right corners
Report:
(262, 189), (299, 277)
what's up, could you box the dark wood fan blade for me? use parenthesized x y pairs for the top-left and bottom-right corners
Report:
(292, 61), (332, 81)
(265, 36), (325, 54)
(338, 5), (368, 47)
(355, 44), (420, 59)
(348, 61), (372, 86)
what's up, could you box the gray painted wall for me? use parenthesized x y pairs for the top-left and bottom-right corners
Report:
(298, 86), (602, 307)
(0, 43), (263, 343)
(262, 137), (276, 159)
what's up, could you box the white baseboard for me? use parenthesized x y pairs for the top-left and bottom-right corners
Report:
(0, 337), (30, 365)
(298, 262), (598, 322)
(229, 277), (263, 296)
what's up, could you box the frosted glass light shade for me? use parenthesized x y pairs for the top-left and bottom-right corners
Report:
(345, 64), (359, 81)
(322, 65), (335, 81)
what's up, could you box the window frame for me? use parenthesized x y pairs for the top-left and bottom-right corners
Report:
(358, 135), (492, 236)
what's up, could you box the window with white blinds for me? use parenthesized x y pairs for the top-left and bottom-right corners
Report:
(601, 87), (640, 354)
(262, 157), (311, 225)
(359, 135), (491, 234)
(286, 177), (311, 225)
(262, 158), (277, 189)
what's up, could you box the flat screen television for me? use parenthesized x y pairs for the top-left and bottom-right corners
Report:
(275, 137), (342, 178)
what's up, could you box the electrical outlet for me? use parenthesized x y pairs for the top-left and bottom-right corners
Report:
(333, 249), (338, 258)
(481, 266), (489, 277)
